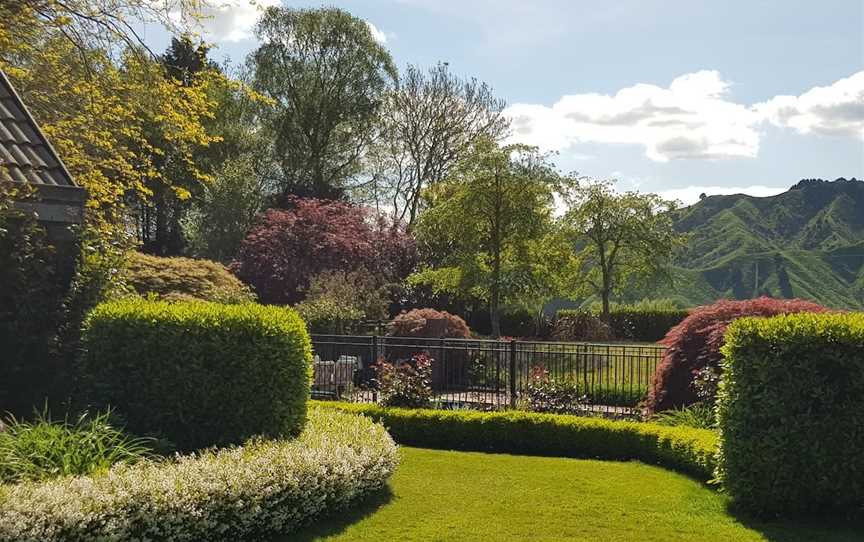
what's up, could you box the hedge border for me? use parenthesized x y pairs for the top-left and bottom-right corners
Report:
(0, 408), (398, 542)
(313, 401), (718, 481)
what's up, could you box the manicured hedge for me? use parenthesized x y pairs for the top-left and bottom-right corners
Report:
(716, 313), (864, 516)
(557, 307), (688, 343)
(314, 401), (718, 480)
(0, 408), (399, 542)
(78, 299), (312, 450)
(607, 308), (689, 342)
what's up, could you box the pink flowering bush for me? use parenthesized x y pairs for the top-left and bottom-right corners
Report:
(374, 354), (434, 408)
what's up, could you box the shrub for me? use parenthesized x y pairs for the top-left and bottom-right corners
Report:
(605, 307), (689, 342)
(232, 199), (417, 305)
(0, 188), (66, 416)
(124, 251), (255, 304)
(650, 403), (715, 430)
(468, 308), (538, 337)
(645, 297), (826, 414)
(716, 313), (864, 516)
(0, 409), (153, 484)
(552, 309), (612, 341)
(374, 354), (433, 408)
(296, 297), (366, 334)
(315, 401), (718, 481)
(0, 408), (399, 542)
(77, 299), (312, 450)
(388, 308), (471, 338)
(521, 366), (588, 414)
(557, 301), (689, 343)
(294, 269), (391, 333)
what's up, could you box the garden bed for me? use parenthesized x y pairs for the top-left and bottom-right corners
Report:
(0, 408), (398, 542)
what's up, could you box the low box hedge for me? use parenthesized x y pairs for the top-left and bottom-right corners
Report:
(557, 307), (689, 342)
(78, 299), (312, 450)
(0, 408), (399, 542)
(716, 312), (864, 516)
(314, 401), (718, 481)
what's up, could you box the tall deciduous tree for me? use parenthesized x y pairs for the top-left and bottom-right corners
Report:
(563, 180), (684, 322)
(411, 138), (563, 337)
(359, 63), (509, 226)
(250, 6), (397, 200)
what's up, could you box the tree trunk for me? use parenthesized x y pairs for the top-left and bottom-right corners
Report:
(601, 288), (611, 323)
(600, 263), (613, 323)
(490, 287), (501, 338)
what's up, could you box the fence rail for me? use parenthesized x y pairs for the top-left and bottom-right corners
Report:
(310, 335), (665, 416)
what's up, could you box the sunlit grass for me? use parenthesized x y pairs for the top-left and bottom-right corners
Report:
(291, 447), (861, 542)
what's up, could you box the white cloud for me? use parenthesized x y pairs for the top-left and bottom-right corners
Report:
(506, 70), (761, 162)
(366, 21), (388, 44)
(506, 70), (864, 162)
(756, 71), (864, 139)
(657, 185), (788, 205)
(194, 0), (279, 43)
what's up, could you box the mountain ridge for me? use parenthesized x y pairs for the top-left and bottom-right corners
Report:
(640, 177), (864, 309)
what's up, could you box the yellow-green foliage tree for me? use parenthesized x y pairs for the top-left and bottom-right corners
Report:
(411, 138), (566, 337)
(0, 1), (223, 239)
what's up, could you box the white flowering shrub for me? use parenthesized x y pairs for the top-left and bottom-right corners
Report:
(0, 408), (398, 542)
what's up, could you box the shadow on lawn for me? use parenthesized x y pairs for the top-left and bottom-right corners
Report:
(732, 511), (864, 542)
(279, 486), (395, 542)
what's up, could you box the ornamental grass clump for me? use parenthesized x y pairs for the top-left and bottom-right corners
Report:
(0, 408), (399, 542)
(0, 409), (153, 484)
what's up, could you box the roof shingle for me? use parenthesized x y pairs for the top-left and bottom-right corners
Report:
(0, 70), (76, 188)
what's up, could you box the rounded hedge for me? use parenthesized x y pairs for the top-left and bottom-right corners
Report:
(388, 308), (471, 338)
(315, 401), (718, 481)
(78, 299), (312, 450)
(0, 408), (399, 542)
(716, 313), (864, 517)
(124, 251), (256, 304)
(646, 297), (826, 413)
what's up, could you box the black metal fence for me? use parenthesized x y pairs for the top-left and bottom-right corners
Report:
(310, 335), (665, 415)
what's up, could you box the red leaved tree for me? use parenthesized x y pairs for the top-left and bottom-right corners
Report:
(232, 198), (416, 305)
(645, 297), (828, 414)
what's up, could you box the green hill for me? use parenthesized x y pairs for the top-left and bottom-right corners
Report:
(650, 178), (864, 309)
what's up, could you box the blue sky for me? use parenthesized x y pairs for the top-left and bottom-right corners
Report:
(142, 0), (864, 203)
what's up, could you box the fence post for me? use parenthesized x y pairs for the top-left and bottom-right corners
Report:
(509, 339), (517, 409)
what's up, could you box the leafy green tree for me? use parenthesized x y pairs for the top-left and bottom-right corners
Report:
(411, 138), (564, 337)
(563, 180), (684, 322)
(250, 6), (397, 200)
(184, 155), (269, 262)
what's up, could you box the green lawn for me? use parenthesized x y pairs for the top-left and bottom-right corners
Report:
(289, 447), (860, 542)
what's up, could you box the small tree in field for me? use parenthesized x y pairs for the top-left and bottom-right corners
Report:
(411, 138), (564, 337)
(563, 180), (683, 322)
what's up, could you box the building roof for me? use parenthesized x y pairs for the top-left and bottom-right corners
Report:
(0, 69), (77, 188)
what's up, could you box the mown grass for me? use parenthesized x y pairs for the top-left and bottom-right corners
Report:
(290, 447), (861, 542)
